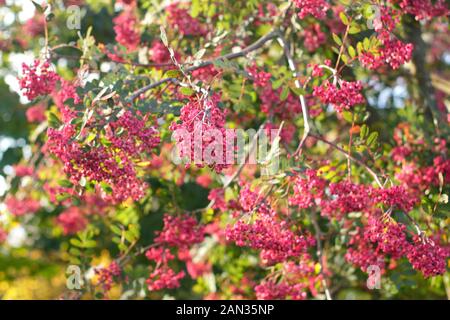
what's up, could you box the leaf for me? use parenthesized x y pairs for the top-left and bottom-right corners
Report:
(110, 225), (122, 235)
(272, 79), (284, 90)
(341, 54), (349, 65)
(191, 0), (201, 17)
(70, 238), (84, 248)
(160, 26), (168, 47)
(59, 180), (73, 188)
(31, 1), (44, 13)
(48, 112), (61, 128)
(360, 124), (368, 139)
(342, 111), (353, 123)
(332, 33), (342, 46)
(280, 86), (289, 101)
(164, 69), (182, 78)
(83, 240), (97, 248)
(339, 12), (349, 26)
(180, 87), (195, 96)
(367, 132), (378, 147)
(349, 24), (361, 34)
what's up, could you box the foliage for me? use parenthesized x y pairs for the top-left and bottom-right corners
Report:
(0, 0), (449, 300)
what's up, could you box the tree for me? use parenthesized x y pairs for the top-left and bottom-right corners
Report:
(0, 0), (449, 300)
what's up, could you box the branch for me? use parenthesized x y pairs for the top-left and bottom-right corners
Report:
(127, 31), (280, 101)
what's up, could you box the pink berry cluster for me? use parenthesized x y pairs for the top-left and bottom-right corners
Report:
(287, 170), (448, 277)
(313, 80), (365, 113)
(13, 165), (34, 177)
(23, 14), (45, 37)
(254, 258), (322, 299)
(289, 170), (418, 218)
(19, 60), (59, 101)
(52, 80), (82, 123)
(247, 64), (271, 87)
(26, 103), (46, 123)
(347, 217), (448, 277)
(149, 40), (171, 64)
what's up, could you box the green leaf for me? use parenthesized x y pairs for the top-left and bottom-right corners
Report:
(360, 124), (368, 139)
(272, 79), (284, 90)
(349, 24), (361, 34)
(160, 26), (168, 47)
(70, 238), (84, 248)
(342, 111), (353, 123)
(348, 46), (356, 58)
(164, 69), (182, 78)
(79, 176), (87, 187)
(332, 33), (342, 46)
(341, 54), (349, 65)
(110, 225), (122, 235)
